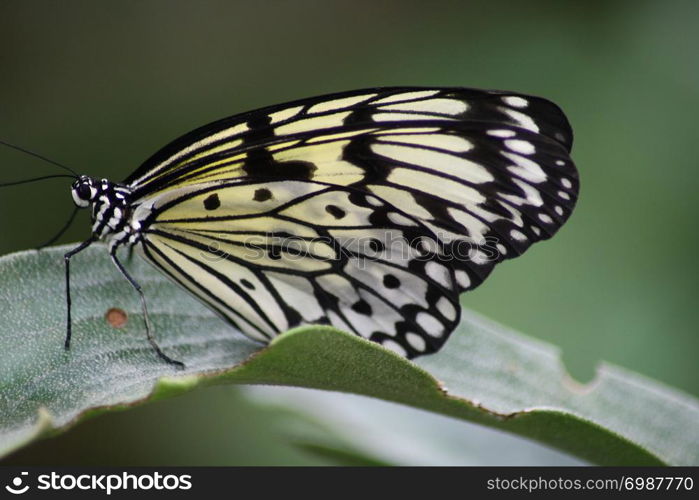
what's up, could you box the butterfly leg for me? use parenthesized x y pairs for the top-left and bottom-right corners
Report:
(109, 248), (185, 369)
(125, 245), (135, 263)
(64, 237), (96, 350)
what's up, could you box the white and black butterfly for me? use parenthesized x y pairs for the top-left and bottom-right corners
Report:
(17, 87), (580, 367)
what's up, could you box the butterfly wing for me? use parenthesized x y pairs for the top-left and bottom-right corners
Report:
(126, 87), (578, 357)
(134, 180), (461, 356)
(125, 87), (574, 196)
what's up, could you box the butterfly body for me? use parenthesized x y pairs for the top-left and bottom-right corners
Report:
(70, 176), (133, 244)
(63, 87), (578, 364)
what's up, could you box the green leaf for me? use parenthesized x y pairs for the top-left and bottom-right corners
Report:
(1, 245), (697, 465)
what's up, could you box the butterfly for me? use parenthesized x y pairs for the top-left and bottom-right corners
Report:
(51, 87), (578, 367)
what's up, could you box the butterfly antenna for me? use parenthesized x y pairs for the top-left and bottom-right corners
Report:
(0, 174), (76, 187)
(37, 206), (80, 249)
(0, 139), (78, 177)
(0, 140), (80, 248)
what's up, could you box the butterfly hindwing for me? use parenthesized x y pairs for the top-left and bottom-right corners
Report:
(135, 180), (460, 356)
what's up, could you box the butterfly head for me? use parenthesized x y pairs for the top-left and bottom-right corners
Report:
(70, 175), (99, 208)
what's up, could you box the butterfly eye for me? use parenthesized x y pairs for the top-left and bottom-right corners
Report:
(77, 184), (93, 200)
(71, 182), (95, 207)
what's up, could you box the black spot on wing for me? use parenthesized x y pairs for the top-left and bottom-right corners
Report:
(203, 193), (220, 210)
(243, 114), (274, 145)
(351, 299), (372, 315)
(246, 114), (272, 129)
(243, 149), (316, 179)
(325, 204), (346, 219)
(268, 246), (282, 260)
(383, 274), (400, 289)
(368, 238), (384, 253)
(253, 188), (273, 201)
(342, 136), (388, 183)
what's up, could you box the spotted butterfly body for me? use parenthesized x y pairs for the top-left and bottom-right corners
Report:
(70, 87), (578, 362)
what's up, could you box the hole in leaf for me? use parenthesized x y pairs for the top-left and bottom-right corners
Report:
(562, 369), (601, 395)
(561, 350), (598, 386)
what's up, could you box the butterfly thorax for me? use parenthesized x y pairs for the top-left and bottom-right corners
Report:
(70, 175), (136, 248)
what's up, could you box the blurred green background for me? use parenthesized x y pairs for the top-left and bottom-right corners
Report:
(1, 0), (697, 465)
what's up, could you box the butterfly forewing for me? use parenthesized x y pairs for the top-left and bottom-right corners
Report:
(125, 87), (578, 357)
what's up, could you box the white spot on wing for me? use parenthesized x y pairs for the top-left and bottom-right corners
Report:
(269, 106), (304, 124)
(455, 270), (471, 289)
(380, 98), (468, 116)
(505, 139), (536, 155)
(516, 178), (543, 205)
(416, 312), (444, 337)
(366, 196), (383, 207)
(373, 112), (457, 122)
(468, 249), (489, 265)
(447, 208), (489, 244)
(487, 129), (516, 138)
(503, 151), (547, 183)
(373, 144), (494, 184)
(499, 178), (543, 207)
(376, 133), (473, 152)
(500, 107), (540, 133)
(436, 297), (457, 321)
(372, 90), (440, 105)
(387, 211), (417, 226)
(307, 94), (377, 114)
(510, 229), (527, 241)
(275, 111), (351, 135)
(388, 168), (486, 206)
(405, 332), (426, 351)
(502, 96), (529, 108)
(425, 261), (451, 288)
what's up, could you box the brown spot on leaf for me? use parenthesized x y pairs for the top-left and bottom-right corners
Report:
(105, 308), (128, 328)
